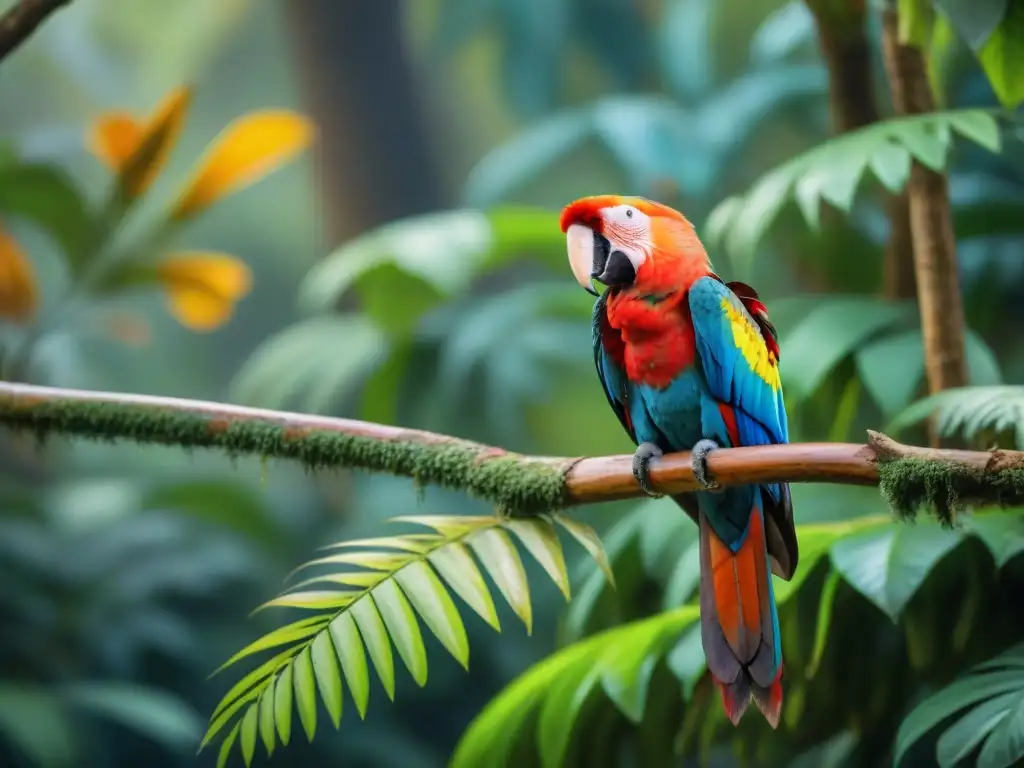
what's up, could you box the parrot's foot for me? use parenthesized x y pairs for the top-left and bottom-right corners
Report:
(691, 439), (721, 492)
(632, 442), (664, 498)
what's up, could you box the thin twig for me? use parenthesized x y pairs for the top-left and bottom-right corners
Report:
(0, 0), (72, 63)
(1, 382), (1023, 520)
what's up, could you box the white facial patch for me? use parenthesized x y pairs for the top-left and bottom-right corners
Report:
(602, 204), (652, 271)
(566, 223), (596, 291)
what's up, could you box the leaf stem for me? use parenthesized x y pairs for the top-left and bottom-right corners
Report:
(0, 0), (72, 63)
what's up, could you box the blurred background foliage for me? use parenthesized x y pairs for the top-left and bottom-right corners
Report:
(1, 0), (1024, 767)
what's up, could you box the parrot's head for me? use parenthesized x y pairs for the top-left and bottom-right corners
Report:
(559, 195), (708, 296)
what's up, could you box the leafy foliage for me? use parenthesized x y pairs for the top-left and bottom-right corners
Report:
(896, 641), (1024, 768)
(704, 109), (1003, 267)
(891, 386), (1024, 449)
(203, 512), (611, 767)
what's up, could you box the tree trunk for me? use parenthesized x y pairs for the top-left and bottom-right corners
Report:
(880, 3), (968, 445)
(806, 0), (917, 300)
(283, 0), (446, 248)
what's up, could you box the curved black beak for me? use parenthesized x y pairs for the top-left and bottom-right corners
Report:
(591, 234), (636, 290)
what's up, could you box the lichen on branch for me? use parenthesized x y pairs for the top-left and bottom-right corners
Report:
(0, 383), (1023, 522)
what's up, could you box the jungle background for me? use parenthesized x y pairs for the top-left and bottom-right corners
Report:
(1, 0), (1023, 766)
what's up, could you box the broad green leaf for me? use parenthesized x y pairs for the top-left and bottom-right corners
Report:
(228, 315), (386, 412)
(429, 542), (500, 630)
(286, 572), (385, 592)
(895, 664), (1024, 765)
(372, 581), (428, 686)
(199, 687), (262, 751)
(310, 632), (342, 728)
(505, 518), (570, 599)
(0, 164), (97, 271)
(350, 598), (395, 700)
(554, 515), (614, 587)
(780, 299), (916, 403)
(213, 616), (328, 674)
(292, 647), (317, 741)
(936, 691), (1017, 766)
(274, 664), (293, 745)
(470, 528), (533, 634)
(598, 618), (667, 722)
(395, 560), (470, 668)
(392, 515), (500, 537)
(977, 4), (1024, 108)
(666, 624), (706, 700)
(976, 696), (1024, 767)
(294, 550), (412, 573)
(240, 705), (257, 766)
(536, 655), (603, 768)
(966, 511), (1024, 567)
(329, 613), (371, 718)
(830, 523), (964, 621)
(806, 568), (841, 678)
(258, 686), (275, 757)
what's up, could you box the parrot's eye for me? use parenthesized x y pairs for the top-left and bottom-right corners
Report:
(626, 208), (633, 218)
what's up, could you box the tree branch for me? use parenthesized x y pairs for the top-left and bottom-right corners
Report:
(1, 382), (1023, 523)
(0, 0), (71, 63)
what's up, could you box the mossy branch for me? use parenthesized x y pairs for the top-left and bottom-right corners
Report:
(0, 0), (72, 62)
(1, 382), (1023, 522)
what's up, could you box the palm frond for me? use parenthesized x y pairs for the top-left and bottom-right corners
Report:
(889, 385), (1024, 449)
(199, 512), (611, 768)
(704, 109), (1003, 268)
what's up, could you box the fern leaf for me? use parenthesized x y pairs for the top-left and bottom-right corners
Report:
(201, 512), (609, 766)
(704, 109), (1002, 266)
(890, 386), (1024, 448)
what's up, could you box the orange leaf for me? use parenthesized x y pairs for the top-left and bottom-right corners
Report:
(0, 224), (38, 323)
(157, 252), (252, 332)
(118, 86), (193, 200)
(86, 113), (143, 173)
(170, 111), (314, 221)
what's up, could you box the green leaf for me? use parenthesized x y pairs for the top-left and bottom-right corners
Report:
(240, 704), (257, 766)
(780, 298), (916, 402)
(830, 522), (964, 621)
(934, 0), (1007, 51)
(209, 648), (294, 723)
(350, 598), (396, 700)
(504, 518), (570, 599)
(329, 613), (370, 717)
(977, 3), (1024, 108)
(536, 658), (603, 768)
(895, 644), (1024, 766)
(257, 590), (356, 612)
(372, 581), (428, 686)
(705, 109), (1002, 261)
(212, 616), (328, 676)
(598, 618), (668, 723)
(429, 542), (501, 630)
(298, 207), (564, 336)
(889, 386), (1024, 448)
(966, 511), (1024, 567)
(395, 560), (470, 669)
(470, 528), (533, 633)
(310, 632), (343, 728)
(217, 722), (240, 768)
(0, 163), (97, 271)
(806, 568), (841, 678)
(228, 315), (387, 412)
(258, 686), (275, 757)
(292, 647), (317, 741)
(274, 664), (293, 745)
(554, 515), (614, 588)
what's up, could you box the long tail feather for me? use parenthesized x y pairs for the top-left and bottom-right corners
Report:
(698, 494), (784, 728)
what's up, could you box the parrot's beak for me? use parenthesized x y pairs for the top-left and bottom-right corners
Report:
(566, 223), (601, 296)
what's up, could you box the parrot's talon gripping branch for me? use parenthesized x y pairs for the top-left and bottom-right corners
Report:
(632, 442), (665, 498)
(691, 439), (722, 491)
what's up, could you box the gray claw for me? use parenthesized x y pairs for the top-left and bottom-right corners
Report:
(691, 439), (721, 492)
(632, 442), (664, 498)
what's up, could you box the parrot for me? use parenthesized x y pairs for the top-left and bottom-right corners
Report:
(560, 194), (799, 728)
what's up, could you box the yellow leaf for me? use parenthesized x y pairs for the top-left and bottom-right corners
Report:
(120, 86), (192, 199)
(157, 252), (252, 332)
(86, 113), (143, 173)
(0, 223), (38, 323)
(171, 111), (314, 220)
